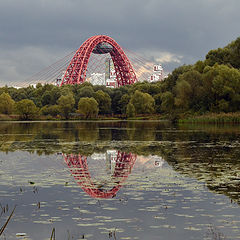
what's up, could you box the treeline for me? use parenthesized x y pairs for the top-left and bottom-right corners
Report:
(0, 36), (239, 120)
(0, 82), (157, 120)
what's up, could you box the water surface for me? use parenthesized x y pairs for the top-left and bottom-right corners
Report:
(0, 121), (240, 239)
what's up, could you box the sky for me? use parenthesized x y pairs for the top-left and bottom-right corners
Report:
(0, 0), (239, 86)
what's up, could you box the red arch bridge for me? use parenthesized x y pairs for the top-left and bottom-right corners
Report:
(24, 35), (164, 88)
(64, 151), (137, 199)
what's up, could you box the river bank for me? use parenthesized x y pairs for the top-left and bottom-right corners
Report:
(2, 112), (240, 124)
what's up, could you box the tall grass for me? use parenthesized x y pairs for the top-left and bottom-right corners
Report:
(179, 112), (240, 124)
(0, 205), (16, 236)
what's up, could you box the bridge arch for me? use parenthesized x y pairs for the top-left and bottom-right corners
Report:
(64, 151), (137, 198)
(60, 35), (137, 87)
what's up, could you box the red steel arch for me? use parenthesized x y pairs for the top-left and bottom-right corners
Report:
(60, 35), (137, 87)
(64, 151), (137, 198)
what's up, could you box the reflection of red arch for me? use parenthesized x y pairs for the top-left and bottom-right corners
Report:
(60, 35), (137, 87)
(64, 151), (137, 198)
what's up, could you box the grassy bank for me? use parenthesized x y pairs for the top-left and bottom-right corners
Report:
(3, 112), (240, 124)
(179, 112), (240, 124)
(0, 113), (166, 121)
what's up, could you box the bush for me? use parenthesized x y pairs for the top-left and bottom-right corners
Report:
(126, 102), (136, 118)
(40, 105), (61, 117)
(15, 99), (39, 120)
(78, 97), (99, 119)
(0, 92), (15, 114)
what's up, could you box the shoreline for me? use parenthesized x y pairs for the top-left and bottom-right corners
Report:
(2, 112), (240, 124)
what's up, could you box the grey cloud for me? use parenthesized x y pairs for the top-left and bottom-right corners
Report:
(0, 0), (239, 84)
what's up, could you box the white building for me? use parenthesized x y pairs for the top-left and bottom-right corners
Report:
(106, 69), (117, 88)
(106, 150), (118, 173)
(90, 73), (106, 85)
(91, 153), (106, 161)
(148, 64), (164, 82)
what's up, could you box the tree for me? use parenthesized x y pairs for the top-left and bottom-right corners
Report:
(111, 87), (129, 114)
(57, 94), (75, 119)
(0, 92), (15, 114)
(49, 86), (61, 105)
(161, 91), (174, 112)
(163, 65), (192, 92)
(15, 99), (39, 120)
(205, 48), (231, 67)
(130, 90), (155, 114)
(41, 91), (53, 106)
(119, 94), (130, 114)
(211, 64), (240, 112)
(78, 97), (99, 119)
(205, 37), (240, 69)
(40, 105), (61, 117)
(175, 80), (192, 110)
(94, 90), (111, 114)
(11, 88), (28, 101)
(217, 99), (229, 112)
(154, 93), (162, 113)
(77, 86), (95, 98)
(126, 102), (136, 118)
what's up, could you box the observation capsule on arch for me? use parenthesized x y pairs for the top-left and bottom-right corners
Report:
(92, 42), (113, 54)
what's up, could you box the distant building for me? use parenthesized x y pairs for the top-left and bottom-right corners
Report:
(106, 79), (116, 88)
(105, 58), (117, 88)
(148, 64), (164, 82)
(12, 85), (22, 89)
(106, 150), (118, 173)
(105, 58), (111, 80)
(91, 153), (106, 161)
(90, 73), (106, 85)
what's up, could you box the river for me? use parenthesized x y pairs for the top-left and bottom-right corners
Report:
(0, 121), (240, 239)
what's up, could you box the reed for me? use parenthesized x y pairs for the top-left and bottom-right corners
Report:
(179, 112), (240, 124)
(0, 205), (16, 236)
(50, 227), (56, 240)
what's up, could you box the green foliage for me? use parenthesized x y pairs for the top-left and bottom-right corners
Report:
(77, 86), (95, 98)
(78, 97), (99, 119)
(11, 88), (28, 101)
(194, 60), (206, 73)
(15, 99), (39, 120)
(94, 90), (111, 114)
(126, 102), (136, 118)
(41, 91), (53, 106)
(40, 105), (61, 117)
(119, 94), (130, 114)
(179, 112), (240, 124)
(161, 91), (174, 112)
(175, 80), (192, 109)
(206, 37), (240, 69)
(0, 92), (15, 114)
(206, 47), (231, 67)
(110, 87), (129, 114)
(130, 90), (155, 114)
(163, 65), (193, 92)
(57, 94), (75, 119)
(153, 93), (162, 113)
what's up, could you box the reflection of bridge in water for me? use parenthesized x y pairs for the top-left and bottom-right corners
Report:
(64, 151), (137, 198)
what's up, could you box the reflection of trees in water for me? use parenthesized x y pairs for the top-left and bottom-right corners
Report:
(1, 121), (240, 203)
(126, 121), (157, 141)
(164, 142), (240, 204)
(64, 151), (137, 198)
(0, 121), (167, 153)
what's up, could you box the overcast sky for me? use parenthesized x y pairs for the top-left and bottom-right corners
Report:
(0, 0), (239, 86)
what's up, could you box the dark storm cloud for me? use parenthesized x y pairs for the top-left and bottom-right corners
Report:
(0, 0), (239, 85)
